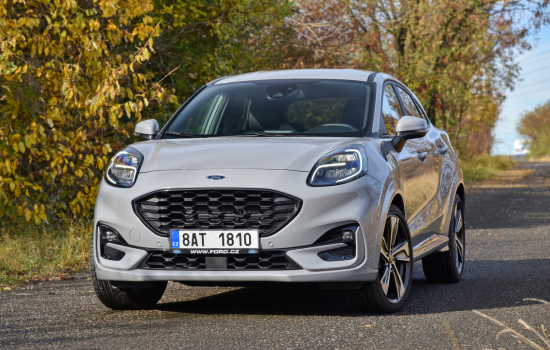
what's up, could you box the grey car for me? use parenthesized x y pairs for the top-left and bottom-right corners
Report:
(90, 69), (465, 313)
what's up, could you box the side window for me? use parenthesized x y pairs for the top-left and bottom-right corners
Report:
(396, 86), (422, 119)
(381, 84), (404, 135)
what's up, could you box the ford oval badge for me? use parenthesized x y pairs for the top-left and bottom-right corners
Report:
(207, 175), (225, 180)
(248, 249), (258, 254)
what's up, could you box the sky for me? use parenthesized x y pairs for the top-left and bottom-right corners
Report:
(492, 26), (550, 155)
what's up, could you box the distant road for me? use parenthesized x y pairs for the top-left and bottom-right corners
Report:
(1, 163), (549, 349)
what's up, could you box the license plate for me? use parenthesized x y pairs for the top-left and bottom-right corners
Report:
(170, 230), (260, 254)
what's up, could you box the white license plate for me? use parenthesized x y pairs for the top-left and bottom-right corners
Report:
(170, 230), (260, 254)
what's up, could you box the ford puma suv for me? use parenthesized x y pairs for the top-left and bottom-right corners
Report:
(90, 69), (465, 313)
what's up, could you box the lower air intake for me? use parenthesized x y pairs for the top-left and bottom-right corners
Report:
(139, 250), (300, 270)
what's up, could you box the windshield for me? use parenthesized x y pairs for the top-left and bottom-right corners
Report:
(163, 79), (375, 138)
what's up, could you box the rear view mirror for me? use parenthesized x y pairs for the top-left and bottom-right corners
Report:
(391, 116), (428, 152)
(135, 119), (159, 140)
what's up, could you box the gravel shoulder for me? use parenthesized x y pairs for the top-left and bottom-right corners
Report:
(1, 163), (549, 349)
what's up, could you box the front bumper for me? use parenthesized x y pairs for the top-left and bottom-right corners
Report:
(93, 169), (384, 282)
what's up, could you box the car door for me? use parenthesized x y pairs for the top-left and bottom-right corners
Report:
(381, 82), (433, 246)
(398, 89), (450, 236)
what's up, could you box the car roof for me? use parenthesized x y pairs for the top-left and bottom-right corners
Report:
(213, 69), (378, 84)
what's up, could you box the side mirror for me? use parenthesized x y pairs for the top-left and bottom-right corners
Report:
(135, 119), (159, 140)
(391, 116), (428, 152)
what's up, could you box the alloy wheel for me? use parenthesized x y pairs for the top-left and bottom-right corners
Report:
(454, 203), (465, 274)
(379, 215), (411, 303)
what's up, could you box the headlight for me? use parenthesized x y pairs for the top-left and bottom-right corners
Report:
(308, 145), (367, 186)
(105, 147), (143, 187)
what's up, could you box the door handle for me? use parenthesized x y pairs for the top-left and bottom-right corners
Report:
(436, 144), (449, 156)
(417, 151), (428, 161)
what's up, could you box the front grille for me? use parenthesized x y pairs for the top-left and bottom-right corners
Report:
(134, 189), (301, 236)
(139, 250), (300, 270)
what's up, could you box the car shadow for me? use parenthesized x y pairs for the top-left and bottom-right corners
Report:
(155, 258), (550, 316)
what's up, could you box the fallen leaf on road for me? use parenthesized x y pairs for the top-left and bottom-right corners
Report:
(48, 292), (57, 295)
(398, 316), (408, 319)
(359, 324), (375, 328)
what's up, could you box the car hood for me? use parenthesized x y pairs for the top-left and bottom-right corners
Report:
(131, 137), (370, 173)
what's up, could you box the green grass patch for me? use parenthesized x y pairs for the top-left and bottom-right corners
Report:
(460, 155), (516, 183)
(0, 219), (91, 289)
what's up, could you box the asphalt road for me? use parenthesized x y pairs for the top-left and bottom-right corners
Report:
(2, 162), (550, 349)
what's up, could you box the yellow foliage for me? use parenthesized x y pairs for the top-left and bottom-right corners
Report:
(0, 0), (176, 225)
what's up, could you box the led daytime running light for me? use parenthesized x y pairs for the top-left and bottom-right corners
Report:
(308, 145), (367, 187)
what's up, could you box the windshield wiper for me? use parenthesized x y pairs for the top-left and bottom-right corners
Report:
(229, 132), (298, 137)
(164, 131), (199, 138)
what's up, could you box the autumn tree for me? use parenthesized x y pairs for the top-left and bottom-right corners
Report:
(284, 0), (550, 156)
(145, 0), (293, 109)
(0, 0), (294, 226)
(518, 100), (550, 158)
(0, 0), (179, 224)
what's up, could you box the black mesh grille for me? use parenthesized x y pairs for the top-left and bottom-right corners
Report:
(134, 189), (301, 236)
(142, 252), (206, 269)
(139, 251), (300, 270)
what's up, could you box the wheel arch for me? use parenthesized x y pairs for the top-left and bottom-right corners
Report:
(456, 182), (465, 217)
(370, 183), (405, 270)
(390, 193), (405, 217)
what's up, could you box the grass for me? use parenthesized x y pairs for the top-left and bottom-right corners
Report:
(0, 219), (92, 290)
(460, 155), (516, 183)
(474, 299), (550, 350)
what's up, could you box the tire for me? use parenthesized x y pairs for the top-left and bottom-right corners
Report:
(421, 193), (465, 283)
(347, 205), (413, 313)
(89, 239), (167, 310)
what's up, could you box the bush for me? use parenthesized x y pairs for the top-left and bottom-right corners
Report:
(0, 0), (291, 229)
(460, 155), (516, 183)
(0, 0), (176, 226)
(518, 101), (550, 158)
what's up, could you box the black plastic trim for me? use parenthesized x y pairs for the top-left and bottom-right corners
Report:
(314, 224), (359, 245)
(137, 249), (301, 270)
(132, 188), (303, 237)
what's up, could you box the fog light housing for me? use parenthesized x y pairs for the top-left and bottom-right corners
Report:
(102, 230), (120, 243)
(341, 230), (354, 242)
(318, 245), (356, 261)
(98, 224), (127, 261)
(315, 225), (358, 245)
(315, 225), (358, 262)
(101, 245), (126, 261)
